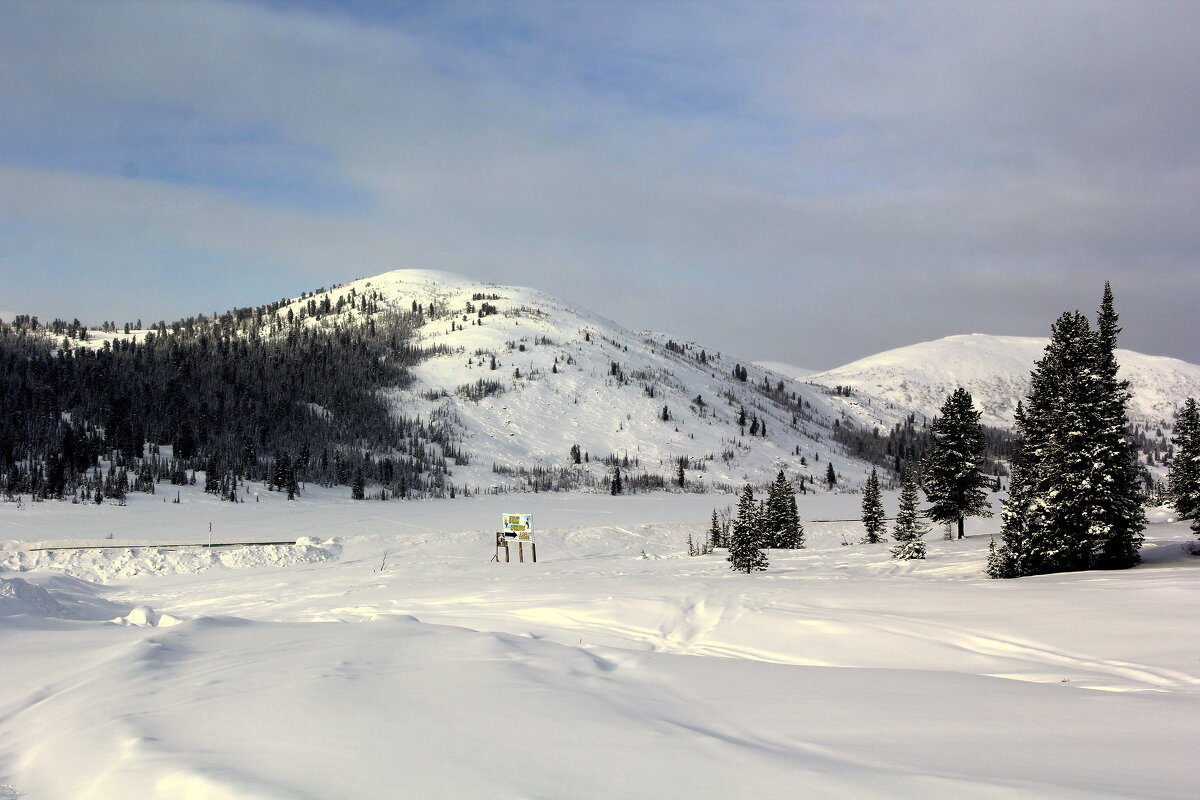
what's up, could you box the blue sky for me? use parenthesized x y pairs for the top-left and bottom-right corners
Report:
(2, 0), (1198, 368)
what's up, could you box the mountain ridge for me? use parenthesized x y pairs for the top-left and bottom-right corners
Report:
(803, 332), (1200, 430)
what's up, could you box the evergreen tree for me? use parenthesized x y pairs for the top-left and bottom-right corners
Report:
(611, 467), (623, 495)
(708, 509), (723, 549)
(923, 387), (992, 539)
(286, 461), (299, 500)
(891, 470), (927, 560)
(985, 536), (1014, 578)
(787, 484), (803, 548)
(1168, 398), (1200, 530)
(860, 468), (886, 544)
(203, 456), (220, 494)
(997, 287), (1145, 577)
(728, 485), (768, 572)
(763, 470), (803, 548)
(1090, 283), (1146, 568)
(825, 462), (836, 489)
(351, 468), (365, 500)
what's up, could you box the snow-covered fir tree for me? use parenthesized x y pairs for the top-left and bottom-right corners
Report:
(995, 287), (1145, 577)
(986, 536), (1009, 577)
(1168, 397), (1200, 534)
(860, 467), (886, 544)
(922, 387), (991, 539)
(1090, 284), (1146, 568)
(763, 470), (804, 548)
(891, 470), (928, 560)
(728, 484), (768, 572)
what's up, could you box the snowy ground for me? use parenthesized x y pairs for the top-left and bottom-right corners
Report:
(2, 486), (1198, 799)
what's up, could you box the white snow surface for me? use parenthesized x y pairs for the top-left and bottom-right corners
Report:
(754, 361), (817, 380)
(2, 484), (1198, 799)
(806, 333), (1200, 429)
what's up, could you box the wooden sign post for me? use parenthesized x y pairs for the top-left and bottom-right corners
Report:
(495, 513), (536, 563)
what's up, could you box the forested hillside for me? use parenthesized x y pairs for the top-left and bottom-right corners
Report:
(1, 294), (459, 502)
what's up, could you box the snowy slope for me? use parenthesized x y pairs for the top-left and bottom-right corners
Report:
(754, 361), (816, 380)
(53, 269), (876, 491)
(276, 269), (876, 492)
(805, 333), (1200, 429)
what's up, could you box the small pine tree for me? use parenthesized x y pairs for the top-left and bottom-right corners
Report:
(923, 387), (992, 539)
(708, 509), (722, 549)
(825, 462), (836, 489)
(1168, 398), (1200, 527)
(860, 468), (886, 544)
(986, 536), (1015, 578)
(728, 485), (768, 572)
(611, 467), (623, 496)
(891, 471), (928, 560)
(351, 469), (365, 500)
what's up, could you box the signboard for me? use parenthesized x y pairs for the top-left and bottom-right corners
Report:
(503, 513), (533, 542)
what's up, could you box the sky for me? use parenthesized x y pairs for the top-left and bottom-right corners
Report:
(1, 0), (1198, 370)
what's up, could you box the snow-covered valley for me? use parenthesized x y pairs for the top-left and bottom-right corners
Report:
(3, 485), (1198, 799)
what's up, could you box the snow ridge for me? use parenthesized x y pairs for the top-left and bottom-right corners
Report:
(806, 333), (1200, 429)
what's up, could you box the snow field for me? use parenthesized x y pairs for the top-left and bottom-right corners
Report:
(1, 488), (1199, 798)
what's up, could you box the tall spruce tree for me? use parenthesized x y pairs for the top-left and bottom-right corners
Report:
(923, 387), (991, 539)
(891, 470), (927, 560)
(1090, 283), (1146, 568)
(860, 468), (886, 544)
(996, 287), (1144, 577)
(728, 485), (768, 572)
(1168, 398), (1200, 533)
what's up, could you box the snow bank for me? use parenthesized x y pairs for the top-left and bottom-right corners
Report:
(0, 576), (77, 619)
(1, 538), (342, 583)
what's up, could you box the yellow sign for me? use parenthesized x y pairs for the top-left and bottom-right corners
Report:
(503, 513), (533, 542)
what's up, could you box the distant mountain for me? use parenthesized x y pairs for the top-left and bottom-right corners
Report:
(805, 333), (1200, 430)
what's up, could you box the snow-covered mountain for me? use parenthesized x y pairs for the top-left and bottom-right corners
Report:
(804, 333), (1200, 430)
(265, 269), (872, 492)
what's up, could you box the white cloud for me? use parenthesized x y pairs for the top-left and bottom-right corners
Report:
(1, 0), (1197, 366)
